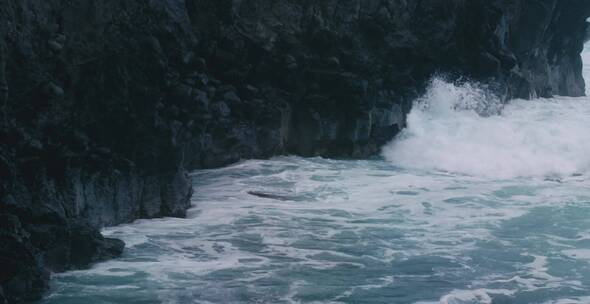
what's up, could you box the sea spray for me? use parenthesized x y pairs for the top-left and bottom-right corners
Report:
(382, 78), (590, 179)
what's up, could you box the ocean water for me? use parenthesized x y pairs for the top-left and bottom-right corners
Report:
(42, 48), (590, 303)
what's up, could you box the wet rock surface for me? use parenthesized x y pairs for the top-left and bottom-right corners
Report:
(0, 0), (589, 302)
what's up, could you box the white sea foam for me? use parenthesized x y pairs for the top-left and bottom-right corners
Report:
(439, 288), (515, 304)
(562, 249), (590, 261)
(382, 78), (590, 179)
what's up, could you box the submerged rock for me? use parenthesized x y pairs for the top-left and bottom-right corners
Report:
(247, 191), (296, 201)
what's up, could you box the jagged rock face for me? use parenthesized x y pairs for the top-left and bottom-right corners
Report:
(507, 0), (590, 98)
(186, 0), (590, 158)
(0, 0), (589, 302)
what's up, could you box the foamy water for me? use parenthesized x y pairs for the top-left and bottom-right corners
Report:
(42, 48), (590, 303)
(382, 79), (590, 179)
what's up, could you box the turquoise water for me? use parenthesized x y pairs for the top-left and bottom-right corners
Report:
(42, 47), (590, 303)
(42, 156), (590, 303)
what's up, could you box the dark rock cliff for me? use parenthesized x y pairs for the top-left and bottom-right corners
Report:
(1, 0), (589, 302)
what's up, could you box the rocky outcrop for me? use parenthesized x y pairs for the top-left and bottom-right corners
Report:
(1, 0), (589, 302)
(508, 1), (590, 98)
(1, 167), (191, 303)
